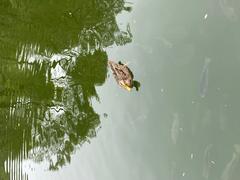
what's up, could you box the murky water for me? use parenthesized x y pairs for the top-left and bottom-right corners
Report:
(1, 0), (240, 179)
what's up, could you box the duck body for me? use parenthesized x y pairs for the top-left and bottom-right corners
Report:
(108, 60), (134, 91)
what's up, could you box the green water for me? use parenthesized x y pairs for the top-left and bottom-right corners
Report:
(1, 0), (240, 179)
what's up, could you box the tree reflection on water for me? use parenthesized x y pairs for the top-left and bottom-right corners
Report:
(0, 0), (132, 179)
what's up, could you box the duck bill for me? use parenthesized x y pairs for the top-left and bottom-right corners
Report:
(119, 81), (132, 91)
(122, 84), (132, 91)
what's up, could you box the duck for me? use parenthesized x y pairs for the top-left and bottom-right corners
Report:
(108, 60), (140, 91)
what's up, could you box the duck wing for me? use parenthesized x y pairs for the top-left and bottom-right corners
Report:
(108, 61), (133, 82)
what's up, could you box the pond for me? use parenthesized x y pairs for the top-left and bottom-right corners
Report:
(1, 0), (240, 180)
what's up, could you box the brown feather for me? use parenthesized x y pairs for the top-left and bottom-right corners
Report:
(108, 61), (134, 87)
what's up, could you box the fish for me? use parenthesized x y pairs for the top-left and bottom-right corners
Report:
(221, 144), (240, 180)
(199, 58), (211, 98)
(202, 144), (214, 179)
(171, 113), (180, 145)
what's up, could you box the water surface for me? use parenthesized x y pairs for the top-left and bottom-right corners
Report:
(1, 0), (240, 180)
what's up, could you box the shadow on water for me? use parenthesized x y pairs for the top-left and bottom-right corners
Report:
(0, 0), (133, 179)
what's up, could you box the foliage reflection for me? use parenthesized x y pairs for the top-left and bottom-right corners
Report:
(0, 0), (132, 179)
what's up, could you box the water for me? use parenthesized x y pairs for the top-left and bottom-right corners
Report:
(1, 0), (240, 179)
